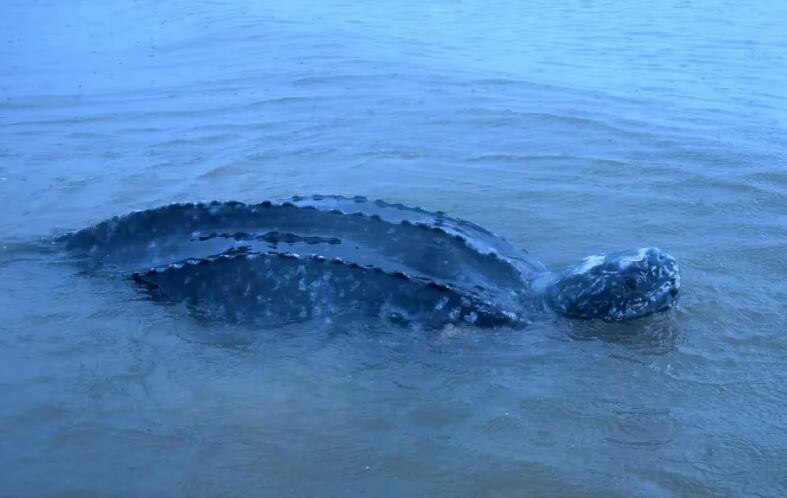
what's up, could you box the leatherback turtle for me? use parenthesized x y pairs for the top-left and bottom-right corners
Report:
(59, 195), (680, 329)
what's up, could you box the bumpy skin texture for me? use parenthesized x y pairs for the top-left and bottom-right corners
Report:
(61, 196), (542, 328)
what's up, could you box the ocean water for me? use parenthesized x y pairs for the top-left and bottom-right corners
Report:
(1, 0), (786, 496)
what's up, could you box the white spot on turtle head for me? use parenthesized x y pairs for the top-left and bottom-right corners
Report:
(671, 266), (681, 289)
(572, 255), (605, 275)
(618, 247), (650, 270)
(502, 310), (518, 321)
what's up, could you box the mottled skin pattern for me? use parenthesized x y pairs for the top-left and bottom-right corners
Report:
(544, 248), (680, 321)
(133, 251), (520, 329)
(60, 195), (681, 328)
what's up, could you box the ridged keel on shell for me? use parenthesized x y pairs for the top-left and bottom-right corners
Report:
(60, 197), (542, 312)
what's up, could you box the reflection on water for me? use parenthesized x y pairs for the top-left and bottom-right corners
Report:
(563, 312), (685, 356)
(1, 0), (786, 496)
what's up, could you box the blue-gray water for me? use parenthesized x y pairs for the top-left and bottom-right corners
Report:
(1, 1), (786, 496)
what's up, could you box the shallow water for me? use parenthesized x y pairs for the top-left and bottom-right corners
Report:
(1, 0), (786, 496)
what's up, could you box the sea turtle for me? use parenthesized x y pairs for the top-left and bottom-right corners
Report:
(58, 195), (680, 329)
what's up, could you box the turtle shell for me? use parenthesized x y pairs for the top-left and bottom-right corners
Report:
(61, 196), (546, 326)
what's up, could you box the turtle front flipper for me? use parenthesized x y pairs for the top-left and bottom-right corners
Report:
(132, 251), (523, 330)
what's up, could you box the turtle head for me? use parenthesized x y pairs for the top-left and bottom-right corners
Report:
(546, 247), (680, 321)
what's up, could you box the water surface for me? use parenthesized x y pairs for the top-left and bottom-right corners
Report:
(1, 0), (786, 496)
